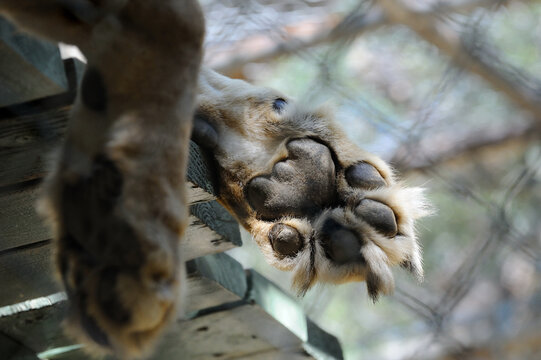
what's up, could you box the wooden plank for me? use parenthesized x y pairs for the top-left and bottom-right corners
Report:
(0, 209), (240, 307)
(0, 254), (312, 360)
(155, 304), (306, 360)
(0, 57), (82, 187)
(0, 58), (215, 194)
(0, 184), (49, 252)
(0, 179), (234, 252)
(0, 303), (310, 360)
(0, 241), (60, 307)
(0, 333), (39, 360)
(0, 274), (240, 354)
(0, 107), (69, 186)
(234, 349), (313, 360)
(247, 270), (344, 360)
(0, 57), (219, 248)
(0, 107), (216, 198)
(188, 252), (248, 302)
(0, 19), (67, 107)
(41, 347), (313, 360)
(0, 254), (248, 354)
(187, 141), (216, 201)
(0, 180), (222, 253)
(185, 204), (242, 268)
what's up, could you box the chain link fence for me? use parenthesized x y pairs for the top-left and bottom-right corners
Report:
(211, 1), (541, 359)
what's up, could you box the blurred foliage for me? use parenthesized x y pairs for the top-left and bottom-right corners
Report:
(226, 0), (541, 359)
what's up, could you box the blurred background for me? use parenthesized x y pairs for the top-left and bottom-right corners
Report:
(203, 0), (541, 359)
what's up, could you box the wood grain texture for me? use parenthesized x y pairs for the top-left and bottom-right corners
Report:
(155, 304), (306, 360)
(0, 182), (224, 252)
(0, 254), (340, 360)
(0, 208), (240, 307)
(0, 184), (49, 252)
(0, 107), (68, 187)
(0, 273), (241, 354)
(0, 240), (60, 308)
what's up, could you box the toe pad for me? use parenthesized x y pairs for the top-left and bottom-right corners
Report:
(268, 223), (303, 258)
(356, 199), (398, 237)
(346, 162), (386, 189)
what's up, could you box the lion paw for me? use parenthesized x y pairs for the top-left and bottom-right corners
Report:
(194, 68), (430, 299)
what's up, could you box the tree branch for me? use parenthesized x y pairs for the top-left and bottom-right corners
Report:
(392, 122), (540, 173)
(378, 0), (541, 122)
(212, 8), (387, 75)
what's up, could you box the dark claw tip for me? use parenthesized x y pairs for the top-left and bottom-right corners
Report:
(346, 162), (386, 190)
(268, 223), (303, 257)
(366, 272), (382, 302)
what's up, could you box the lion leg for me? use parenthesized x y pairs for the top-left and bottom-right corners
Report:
(1, 0), (204, 357)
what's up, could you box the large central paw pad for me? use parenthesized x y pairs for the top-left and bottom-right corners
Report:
(243, 138), (426, 299)
(246, 139), (336, 220)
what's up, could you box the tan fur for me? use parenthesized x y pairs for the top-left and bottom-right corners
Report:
(196, 68), (430, 298)
(1, 0), (203, 358)
(1, 1), (429, 358)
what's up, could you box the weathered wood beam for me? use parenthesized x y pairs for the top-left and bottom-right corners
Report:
(0, 18), (68, 107)
(0, 201), (241, 307)
(0, 254), (343, 360)
(0, 184), (235, 255)
(0, 263), (242, 354)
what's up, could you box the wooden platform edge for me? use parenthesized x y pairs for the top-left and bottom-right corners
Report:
(247, 270), (344, 360)
(0, 18), (68, 108)
(0, 253), (343, 360)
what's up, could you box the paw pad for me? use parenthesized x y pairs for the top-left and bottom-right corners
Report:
(268, 223), (303, 258)
(356, 199), (398, 237)
(246, 138), (335, 220)
(345, 161), (386, 189)
(320, 219), (363, 264)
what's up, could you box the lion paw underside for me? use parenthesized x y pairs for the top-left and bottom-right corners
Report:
(196, 128), (428, 299)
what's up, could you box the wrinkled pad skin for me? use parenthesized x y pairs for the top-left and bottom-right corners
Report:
(247, 139), (336, 220)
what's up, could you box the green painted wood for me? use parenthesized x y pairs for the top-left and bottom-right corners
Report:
(187, 141), (216, 199)
(247, 270), (344, 360)
(0, 18), (67, 107)
(188, 252), (247, 300)
(190, 201), (242, 249)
